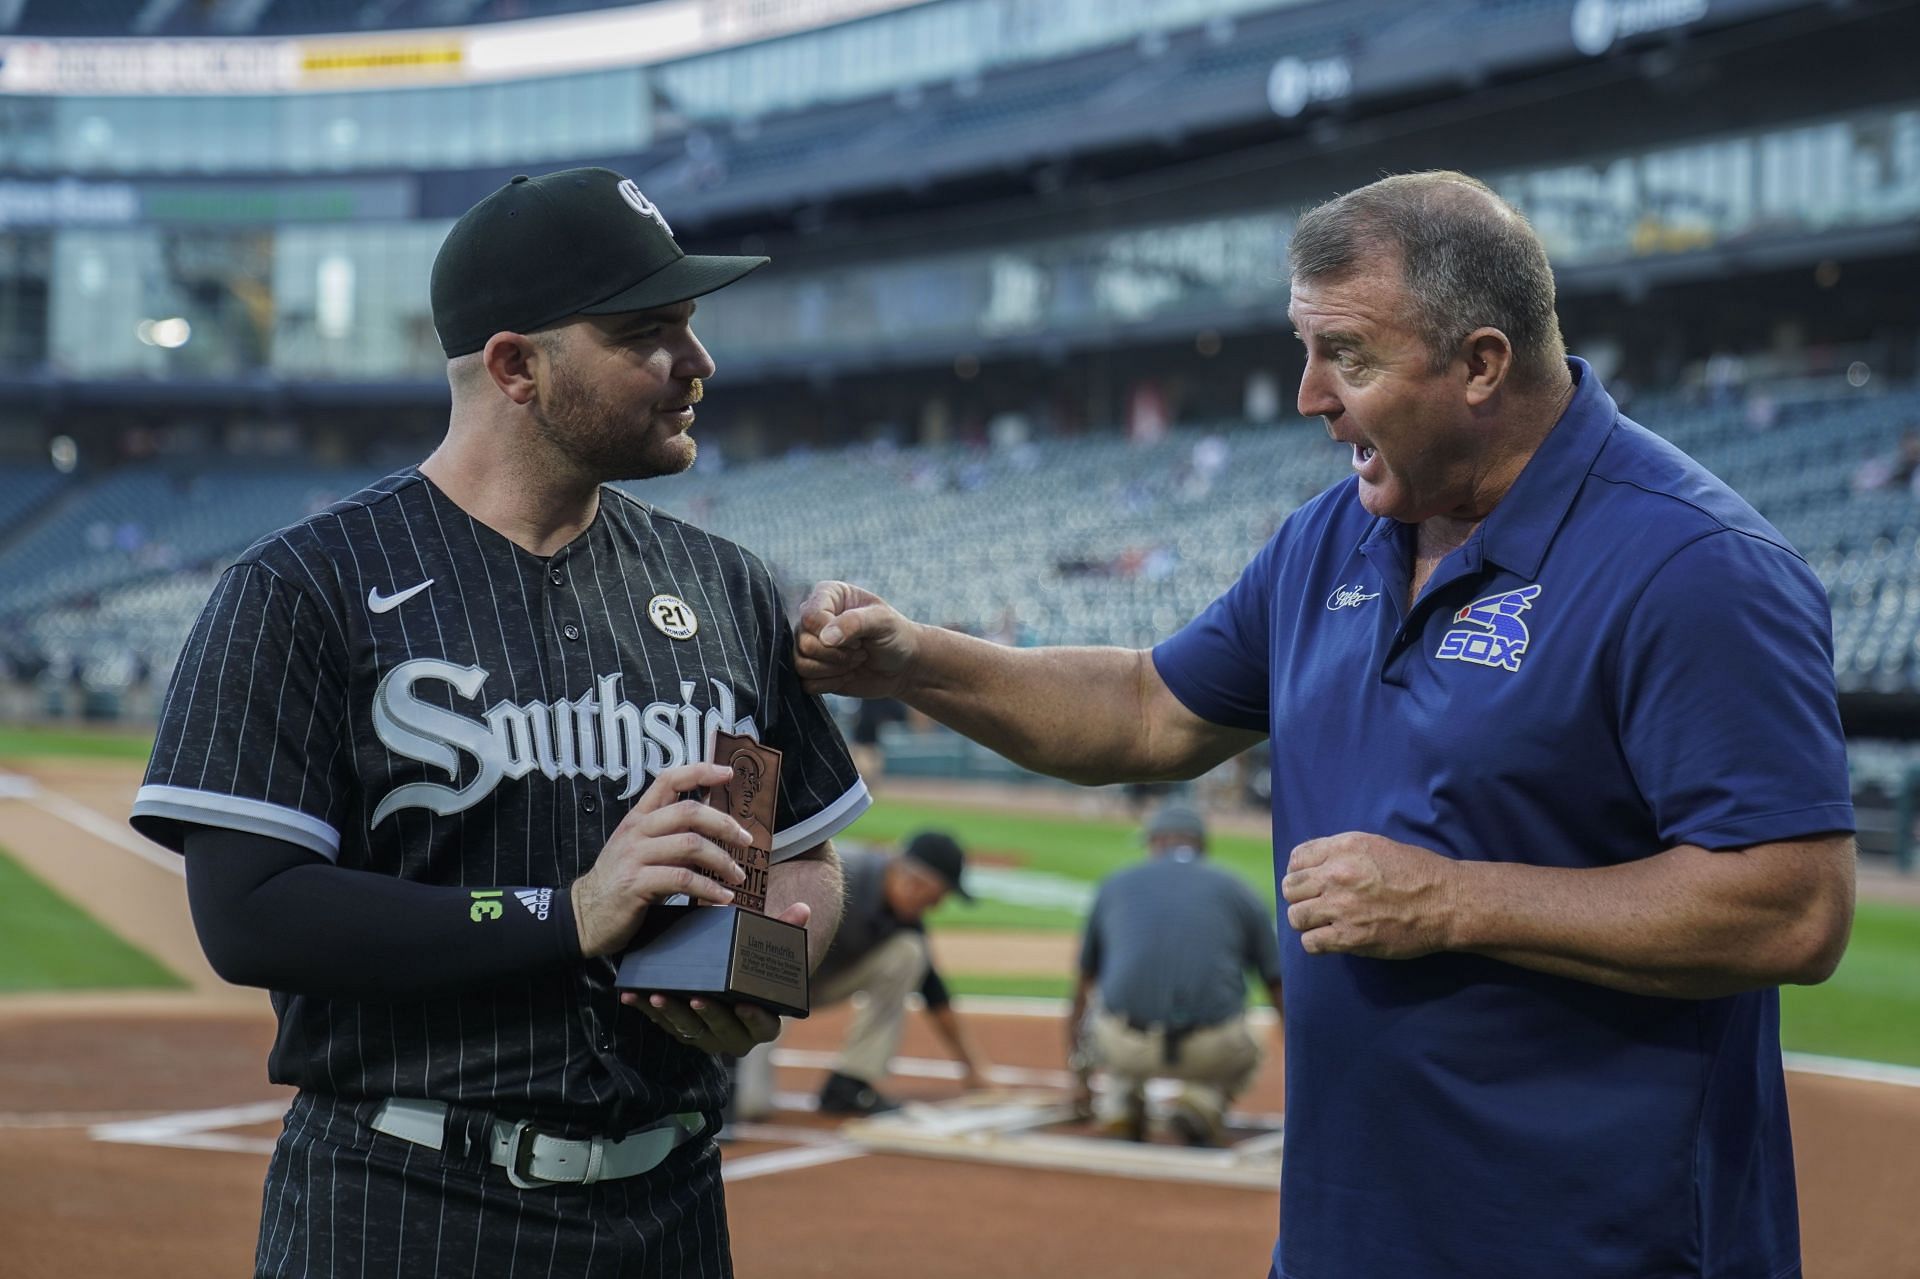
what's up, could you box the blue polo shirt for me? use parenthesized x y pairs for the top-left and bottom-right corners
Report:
(1154, 359), (1852, 1279)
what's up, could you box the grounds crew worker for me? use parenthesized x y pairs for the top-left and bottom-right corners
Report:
(811, 831), (992, 1114)
(1069, 801), (1283, 1144)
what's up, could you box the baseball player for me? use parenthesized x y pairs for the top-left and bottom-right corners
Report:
(130, 167), (870, 1278)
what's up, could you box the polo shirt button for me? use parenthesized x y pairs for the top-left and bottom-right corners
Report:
(562, 623), (581, 641)
(581, 794), (597, 814)
(549, 567), (565, 586)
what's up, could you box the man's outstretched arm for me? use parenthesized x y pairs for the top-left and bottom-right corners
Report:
(795, 581), (1263, 785)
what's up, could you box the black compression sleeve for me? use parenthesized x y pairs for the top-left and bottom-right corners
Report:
(184, 827), (582, 1002)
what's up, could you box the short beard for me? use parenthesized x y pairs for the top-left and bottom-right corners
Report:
(530, 359), (696, 483)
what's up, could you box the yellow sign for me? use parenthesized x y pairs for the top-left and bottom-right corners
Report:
(300, 43), (464, 80)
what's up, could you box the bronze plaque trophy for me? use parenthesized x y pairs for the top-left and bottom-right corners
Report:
(615, 732), (810, 1017)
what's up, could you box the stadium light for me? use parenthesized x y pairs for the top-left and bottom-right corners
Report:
(137, 317), (192, 349)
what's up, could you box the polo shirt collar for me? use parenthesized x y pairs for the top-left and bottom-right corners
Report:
(1351, 357), (1618, 581)
(1474, 357), (1618, 580)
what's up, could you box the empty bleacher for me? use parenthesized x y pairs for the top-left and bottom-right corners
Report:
(3, 379), (1917, 707)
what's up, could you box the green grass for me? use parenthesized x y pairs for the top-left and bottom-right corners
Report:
(1782, 900), (1920, 1068)
(0, 725), (154, 761)
(855, 798), (1920, 1068)
(842, 796), (1277, 934)
(927, 897), (1089, 933)
(0, 844), (184, 992)
(946, 973), (1076, 1000)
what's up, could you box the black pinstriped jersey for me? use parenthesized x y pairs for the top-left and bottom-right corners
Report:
(132, 468), (869, 1132)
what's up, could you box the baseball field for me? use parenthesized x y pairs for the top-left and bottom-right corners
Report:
(3, 723), (1920, 1277)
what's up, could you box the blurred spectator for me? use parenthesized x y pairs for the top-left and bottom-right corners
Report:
(984, 606), (1031, 647)
(1183, 432), (1230, 499)
(1852, 430), (1920, 495)
(1703, 351), (1749, 406)
(849, 696), (908, 781)
(1142, 544), (1180, 581)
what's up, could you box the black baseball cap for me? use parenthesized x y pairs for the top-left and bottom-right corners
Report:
(902, 831), (973, 903)
(430, 166), (769, 358)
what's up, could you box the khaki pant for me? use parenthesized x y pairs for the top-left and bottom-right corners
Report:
(1088, 1006), (1261, 1141)
(812, 931), (928, 1085)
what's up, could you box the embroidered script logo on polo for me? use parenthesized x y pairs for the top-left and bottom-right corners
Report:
(1436, 585), (1542, 673)
(1326, 584), (1381, 611)
(370, 659), (757, 827)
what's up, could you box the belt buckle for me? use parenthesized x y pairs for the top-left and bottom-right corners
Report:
(505, 1119), (546, 1189)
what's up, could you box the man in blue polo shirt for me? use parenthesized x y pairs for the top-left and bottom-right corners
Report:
(794, 170), (1855, 1278)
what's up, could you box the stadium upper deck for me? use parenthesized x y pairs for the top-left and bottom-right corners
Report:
(0, 0), (1913, 410)
(10, 0), (646, 37)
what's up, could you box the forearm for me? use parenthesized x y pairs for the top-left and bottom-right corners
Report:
(1067, 975), (1094, 1061)
(927, 1003), (977, 1066)
(186, 828), (579, 1000)
(903, 630), (1184, 783)
(767, 840), (844, 973)
(1448, 840), (1855, 999)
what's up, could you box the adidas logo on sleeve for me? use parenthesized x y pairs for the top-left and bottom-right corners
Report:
(515, 888), (553, 921)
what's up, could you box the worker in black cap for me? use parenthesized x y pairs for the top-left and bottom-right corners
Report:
(808, 830), (992, 1114)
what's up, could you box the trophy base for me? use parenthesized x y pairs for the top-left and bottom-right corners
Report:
(615, 904), (809, 1019)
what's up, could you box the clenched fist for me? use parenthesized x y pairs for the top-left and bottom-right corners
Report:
(1281, 832), (1463, 959)
(794, 580), (920, 698)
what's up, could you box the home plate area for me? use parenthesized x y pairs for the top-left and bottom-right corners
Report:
(733, 1041), (1284, 1191)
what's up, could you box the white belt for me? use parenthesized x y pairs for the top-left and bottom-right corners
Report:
(369, 1098), (705, 1190)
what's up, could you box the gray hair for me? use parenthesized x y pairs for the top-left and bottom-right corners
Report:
(1288, 171), (1566, 387)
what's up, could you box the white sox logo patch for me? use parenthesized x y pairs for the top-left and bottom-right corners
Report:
(1436, 585), (1543, 673)
(649, 594), (698, 640)
(617, 180), (672, 235)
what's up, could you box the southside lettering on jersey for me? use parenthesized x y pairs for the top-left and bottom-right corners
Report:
(129, 469), (870, 1130)
(372, 664), (757, 824)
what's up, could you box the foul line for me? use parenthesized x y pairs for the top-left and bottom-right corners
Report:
(1782, 1052), (1920, 1090)
(91, 1100), (285, 1154)
(0, 773), (182, 877)
(723, 1142), (865, 1182)
(951, 999), (1920, 1090)
(0, 1108), (178, 1130)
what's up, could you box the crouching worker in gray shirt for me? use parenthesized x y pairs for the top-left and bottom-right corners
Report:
(1070, 801), (1284, 1145)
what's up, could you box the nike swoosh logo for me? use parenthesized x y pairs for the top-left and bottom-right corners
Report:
(367, 579), (435, 614)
